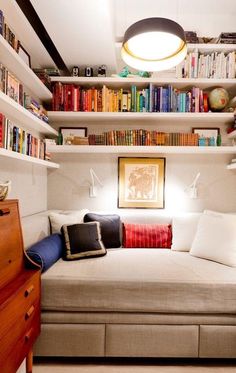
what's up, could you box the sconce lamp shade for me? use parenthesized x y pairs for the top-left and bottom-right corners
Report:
(121, 17), (187, 71)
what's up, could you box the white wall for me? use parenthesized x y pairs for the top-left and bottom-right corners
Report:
(0, 158), (47, 217)
(48, 152), (236, 214)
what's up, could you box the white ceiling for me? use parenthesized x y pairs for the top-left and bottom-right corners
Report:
(10, 0), (236, 73)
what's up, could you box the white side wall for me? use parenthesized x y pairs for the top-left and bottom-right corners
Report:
(0, 158), (47, 217)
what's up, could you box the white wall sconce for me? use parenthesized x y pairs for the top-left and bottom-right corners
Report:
(185, 172), (200, 199)
(89, 168), (104, 198)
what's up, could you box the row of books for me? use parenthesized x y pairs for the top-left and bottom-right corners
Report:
(33, 68), (60, 91)
(52, 83), (209, 113)
(0, 63), (49, 123)
(176, 51), (236, 79)
(88, 130), (200, 146)
(0, 113), (46, 159)
(0, 9), (19, 51)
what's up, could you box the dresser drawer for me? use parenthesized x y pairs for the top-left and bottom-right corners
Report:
(0, 303), (40, 366)
(0, 200), (24, 288)
(0, 271), (40, 340)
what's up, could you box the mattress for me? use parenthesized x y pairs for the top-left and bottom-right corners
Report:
(41, 249), (236, 314)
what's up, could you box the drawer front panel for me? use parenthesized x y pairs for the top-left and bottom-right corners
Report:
(0, 201), (24, 288)
(0, 273), (40, 340)
(0, 303), (40, 365)
(106, 324), (199, 357)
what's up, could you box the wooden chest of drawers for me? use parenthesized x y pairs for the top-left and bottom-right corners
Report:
(0, 200), (41, 373)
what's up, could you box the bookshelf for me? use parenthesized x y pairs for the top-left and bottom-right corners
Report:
(48, 111), (233, 124)
(50, 76), (236, 91)
(0, 35), (52, 101)
(0, 148), (59, 168)
(0, 91), (58, 136)
(47, 145), (236, 155)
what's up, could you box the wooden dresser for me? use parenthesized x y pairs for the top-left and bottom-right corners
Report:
(0, 200), (41, 373)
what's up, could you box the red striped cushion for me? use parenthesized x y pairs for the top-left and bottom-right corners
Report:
(123, 223), (172, 248)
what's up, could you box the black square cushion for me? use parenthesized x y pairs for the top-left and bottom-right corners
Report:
(61, 222), (106, 260)
(84, 213), (121, 248)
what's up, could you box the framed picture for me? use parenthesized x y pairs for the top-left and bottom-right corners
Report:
(192, 127), (220, 146)
(17, 43), (31, 68)
(118, 157), (165, 209)
(60, 127), (87, 145)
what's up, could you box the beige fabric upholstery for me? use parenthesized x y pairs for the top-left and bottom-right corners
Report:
(106, 325), (199, 357)
(34, 324), (105, 357)
(41, 249), (236, 314)
(199, 326), (236, 358)
(41, 312), (236, 326)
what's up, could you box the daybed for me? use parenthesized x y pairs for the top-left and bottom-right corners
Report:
(21, 211), (236, 358)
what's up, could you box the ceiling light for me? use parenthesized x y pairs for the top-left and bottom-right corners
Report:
(121, 17), (187, 72)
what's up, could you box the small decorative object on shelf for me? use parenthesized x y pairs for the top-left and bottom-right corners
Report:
(114, 66), (151, 78)
(0, 180), (11, 200)
(17, 43), (31, 67)
(72, 66), (79, 77)
(208, 88), (229, 111)
(97, 65), (107, 77)
(217, 32), (236, 44)
(59, 127), (87, 145)
(85, 67), (93, 77)
(193, 127), (220, 146)
(184, 31), (199, 43)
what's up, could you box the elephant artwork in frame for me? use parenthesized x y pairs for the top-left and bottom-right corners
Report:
(118, 157), (166, 209)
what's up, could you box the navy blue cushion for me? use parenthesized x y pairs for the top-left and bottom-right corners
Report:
(27, 234), (63, 272)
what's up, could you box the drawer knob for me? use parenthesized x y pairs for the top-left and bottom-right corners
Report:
(25, 305), (35, 320)
(25, 328), (33, 343)
(24, 285), (34, 297)
(0, 208), (10, 216)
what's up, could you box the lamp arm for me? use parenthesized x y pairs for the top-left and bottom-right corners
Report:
(90, 168), (103, 187)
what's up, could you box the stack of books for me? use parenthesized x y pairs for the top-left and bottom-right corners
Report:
(88, 130), (199, 146)
(0, 63), (49, 122)
(24, 96), (49, 123)
(0, 113), (46, 159)
(0, 9), (19, 51)
(217, 33), (236, 44)
(52, 83), (208, 113)
(176, 50), (236, 79)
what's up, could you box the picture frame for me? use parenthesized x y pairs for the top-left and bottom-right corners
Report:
(17, 43), (31, 68)
(60, 127), (87, 145)
(192, 127), (220, 146)
(118, 157), (165, 209)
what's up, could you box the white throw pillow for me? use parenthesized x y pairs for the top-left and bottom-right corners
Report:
(171, 214), (201, 251)
(49, 210), (89, 234)
(190, 210), (236, 267)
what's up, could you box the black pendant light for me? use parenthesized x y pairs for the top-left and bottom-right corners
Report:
(121, 17), (187, 71)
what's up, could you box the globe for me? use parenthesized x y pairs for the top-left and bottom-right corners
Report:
(208, 88), (229, 112)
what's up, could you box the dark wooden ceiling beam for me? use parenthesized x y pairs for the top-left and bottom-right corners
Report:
(16, 0), (70, 75)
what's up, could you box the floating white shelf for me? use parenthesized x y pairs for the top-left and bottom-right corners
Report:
(228, 129), (236, 139)
(0, 148), (59, 168)
(0, 35), (52, 101)
(47, 145), (236, 155)
(0, 91), (58, 136)
(187, 43), (236, 53)
(50, 76), (236, 91)
(48, 111), (233, 124)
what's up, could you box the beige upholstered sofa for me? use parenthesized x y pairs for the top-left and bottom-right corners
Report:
(21, 211), (236, 358)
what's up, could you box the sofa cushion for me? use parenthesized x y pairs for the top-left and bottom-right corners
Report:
(171, 214), (200, 252)
(61, 222), (107, 260)
(84, 213), (121, 248)
(40, 249), (236, 314)
(27, 234), (63, 272)
(123, 223), (172, 248)
(49, 210), (89, 234)
(190, 210), (236, 267)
